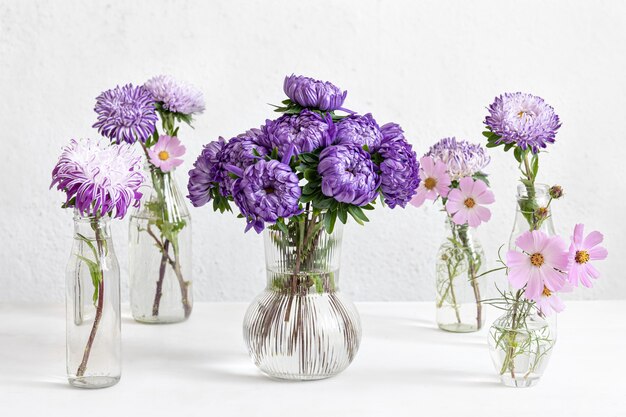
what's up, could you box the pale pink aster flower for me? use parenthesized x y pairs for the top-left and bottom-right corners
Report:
(409, 156), (451, 207)
(506, 230), (569, 300)
(567, 224), (607, 288)
(148, 135), (186, 172)
(445, 177), (494, 227)
(534, 286), (565, 316)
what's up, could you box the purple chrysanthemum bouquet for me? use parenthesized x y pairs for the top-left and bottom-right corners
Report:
(187, 75), (419, 379)
(410, 137), (495, 331)
(94, 76), (205, 322)
(51, 138), (145, 386)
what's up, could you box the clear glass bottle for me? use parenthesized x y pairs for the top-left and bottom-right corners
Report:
(129, 167), (192, 323)
(243, 212), (361, 380)
(506, 183), (558, 332)
(436, 217), (486, 332)
(66, 211), (121, 388)
(488, 308), (555, 388)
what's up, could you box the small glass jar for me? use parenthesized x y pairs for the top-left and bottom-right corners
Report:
(129, 167), (192, 323)
(488, 308), (555, 388)
(435, 217), (486, 332)
(66, 211), (121, 388)
(243, 212), (361, 380)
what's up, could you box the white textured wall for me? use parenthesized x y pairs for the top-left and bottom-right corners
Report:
(1, 0), (624, 302)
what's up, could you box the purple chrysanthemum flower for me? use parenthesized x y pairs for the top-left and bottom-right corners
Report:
(51, 138), (145, 219)
(426, 137), (490, 180)
(378, 123), (420, 208)
(220, 129), (269, 196)
(261, 110), (335, 156)
(144, 75), (205, 115)
(485, 92), (561, 153)
(283, 74), (347, 111)
(93, 84), (158, 144)
(318, 145), (380, 206)
(187, 138), (226, 207)
(334, 113), (383, 152)
(231, 159), (302, 233)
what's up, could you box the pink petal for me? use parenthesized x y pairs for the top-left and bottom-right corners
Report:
(446, 188), (463, 204)
(458, 177), (475, 196)
(467, 209), (481, 227)
(473, 205), (491, 224)
(515, 231), (537, 253)
(525, 267), (543, 300)
(572, 223), (584, 246)
(548, 293), (565, 314)
(445, 198), (463, 215)
(583, 263), (601, 280)
(583, 231), (604, 250)
(542, 266), (566, 292)
(567, 264), (582, 287)
(451, 208), (468, 226)
(588, 246), (608, 261)
(410, 187), (427, 207)
(507, 264), (530, 290)
(506, 251), (528, 268)
(474, 188), (495, 205)
(419, 156), (434, 176)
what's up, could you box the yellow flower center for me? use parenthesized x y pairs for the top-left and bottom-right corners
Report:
(464, 198), (475, 208)
(158, 151), (170, 161)
(542, 286), (552, 297)
(575, 250), (590, 264)
(424, 177), (437, 190)
(517, 111), (526, 118)
(530, 253), (544, 267)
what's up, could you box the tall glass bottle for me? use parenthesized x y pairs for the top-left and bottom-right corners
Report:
(243, 212), (361, 380)
(129, 167), (192, 323)
(436, 217), (486, 332)
(66, 211), (121, 388)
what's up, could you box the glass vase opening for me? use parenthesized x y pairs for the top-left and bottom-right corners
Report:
(243, 211), (361, 380)
(435, 217), (486, 333)
(66, 211), (121, 388)
(129, 166), (193, 324)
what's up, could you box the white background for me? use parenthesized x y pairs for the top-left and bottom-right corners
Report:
(1, 0), (624, 302)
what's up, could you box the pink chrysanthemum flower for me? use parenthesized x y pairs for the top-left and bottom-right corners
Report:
(409, 156), (451, 207)
(506, 230), (569, 301)
(445, 177), (494, 227)
(567, 224), (607, 288)
(148, 135), (186, 172)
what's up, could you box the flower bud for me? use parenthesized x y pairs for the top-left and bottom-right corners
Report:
(535, 207), (549, 220)
(549, 185), (564, 199)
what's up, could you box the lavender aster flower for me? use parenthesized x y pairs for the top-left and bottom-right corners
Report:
(220, 129), (270, 196)
(335, 114), (383, 152)
(485, 92), (561, 153)
(426, 137), (490, 180)
(93, 84), (157, 144)
(144, 75), (205, 115)
(283, 74), (347, 111)
(261, 110), (335, 156)
(378, 123), (420, 208)
(231, 159), (302, 233)
(51, 138), (145, 219)
(187, 138), (226, 207)
(318, 145), (380, 206)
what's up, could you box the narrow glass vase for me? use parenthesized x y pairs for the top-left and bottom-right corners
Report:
(488, 303), (555, 388)
(435, 217), (486, 332)
(129, 167), (192, 324)
(243, 212), (362, 380)
(66, 211), (121, 388)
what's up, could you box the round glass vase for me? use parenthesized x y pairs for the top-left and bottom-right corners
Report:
(435, 217), (486, 332)
(488, 305), (555, 388)
(243, 212), (362, 380)
(129, 166), (192, 324)
(66, 211), (121, 389)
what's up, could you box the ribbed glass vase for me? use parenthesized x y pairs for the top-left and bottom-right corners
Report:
(66, 211), (121, 388)
(243, 211), (361, 380)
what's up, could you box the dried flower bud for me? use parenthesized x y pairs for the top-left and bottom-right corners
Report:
(535, 207), (549, 220)
(549, 185), (564, 199)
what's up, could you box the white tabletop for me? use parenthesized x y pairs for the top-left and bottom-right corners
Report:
(1, 301), (623, 417)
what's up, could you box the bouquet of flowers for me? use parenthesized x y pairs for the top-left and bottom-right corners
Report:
(411, 138), (495, 332)
(51, 138), (145, 387)
(93, 76), (205, 322)
(481, 93), (608, 387)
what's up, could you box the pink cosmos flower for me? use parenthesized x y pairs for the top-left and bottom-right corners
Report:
(445, 177), (494, 227)
(506, 230), (569, 301)
(148, 135), (186, 172)
(567, 224), (607, 288)
(410, 156), (451, 207)
(534, 286), (565, 316)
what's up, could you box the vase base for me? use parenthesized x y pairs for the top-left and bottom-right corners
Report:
(499, 374), (541, 388)
(132, 314), (189, 324)
(438, 322), (481, 333)
(68, 375), (120, 389)
(259, 370), (338, 381)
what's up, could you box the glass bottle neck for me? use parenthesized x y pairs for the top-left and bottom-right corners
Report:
(73, 211), (112, 240)
(140, 165), (190, 219)
(445, 216), (474, 246)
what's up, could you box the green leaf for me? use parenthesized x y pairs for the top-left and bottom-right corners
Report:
(323, 210), (337, 234)
(337, 206), (348, 224)
(348, 205), (369, 223)
(513, 147), (523, 163)
(531, 154), (539, 180)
